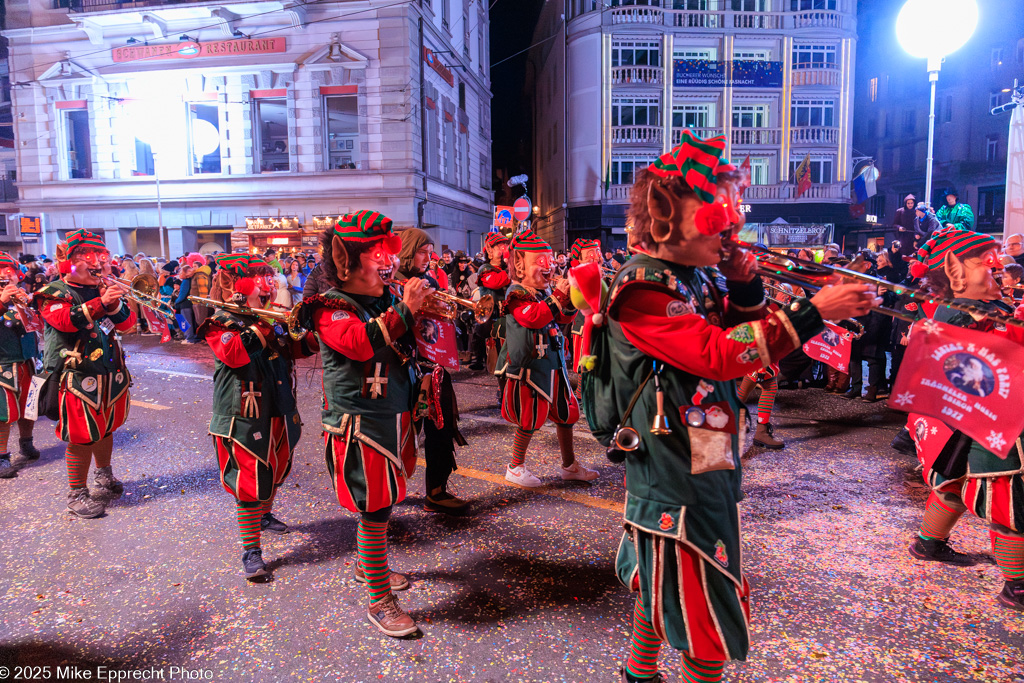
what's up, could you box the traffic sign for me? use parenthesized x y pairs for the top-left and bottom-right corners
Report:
(513, 197), (532, 221)
(493, 205), (514, 228)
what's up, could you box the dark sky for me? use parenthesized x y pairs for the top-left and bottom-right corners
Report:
(489, 0), (545, 186)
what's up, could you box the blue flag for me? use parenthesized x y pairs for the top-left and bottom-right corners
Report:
(175, 313), (190, 332)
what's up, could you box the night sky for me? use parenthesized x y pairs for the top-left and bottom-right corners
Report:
(488, 0), (545, 195)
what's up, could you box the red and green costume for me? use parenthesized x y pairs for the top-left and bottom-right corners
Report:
(568, 238), (603, 373)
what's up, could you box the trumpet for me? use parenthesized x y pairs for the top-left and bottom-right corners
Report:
(0, 278), (32, 329)
(187, 296), (308, 341)
(391, 278), (495, 324)
(728, 239), (1024, 328)
(101, 274), (176, 318)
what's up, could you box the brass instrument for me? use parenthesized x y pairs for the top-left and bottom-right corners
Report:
(0, 278), (32, 329)
(730, 240), (1024, 328)
(391, 279), (495, 324)
(100, 274), (176, 318)
(187, 296), (308, 341)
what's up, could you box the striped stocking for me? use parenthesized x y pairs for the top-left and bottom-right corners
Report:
(510, 427), (533, 469)
(756, 378), (777, 425)
(680, 652), (725, 683)
(990, 528), (1024, 581)
(624, 593), (661, 680)
(357, 517), (391, 603)
(236, 501), (262, 550)
(65, 443), (92, 489)
(919, 492), (966, 541)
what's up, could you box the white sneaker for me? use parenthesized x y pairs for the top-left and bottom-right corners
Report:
(505, 465), (543, 488)
(561, 462), (599, 482)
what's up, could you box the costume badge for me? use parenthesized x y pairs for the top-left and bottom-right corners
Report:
(331, 310), (350, 322)
(81, 377), (98, 392)
(253, 431), (262, 441)
(666, 299), (695, 317)
(714, 540), (729, 567)
(220, 332), (233, 345)
(727, 324), (755, 344)
(115, 372), (124, 383)
(737, 348), (760, 364)
(707, 312), (723, 328)
(2, 371), (11, 379)
(658, 512), (674, 531)
(49, 304), (62, 312)
(89, 348), (104, 361)
(98, 318), (115, 335)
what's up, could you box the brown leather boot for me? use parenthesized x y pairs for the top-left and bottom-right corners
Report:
(67, 488), (105, 518)
(753, 422), (784, 449)
(366, 593), (418, 637)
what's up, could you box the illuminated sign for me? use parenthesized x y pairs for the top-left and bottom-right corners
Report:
(112, 38), (287, 64)
(268, 237), (291, 246)
(244, 217), (301, 232)
(739, 204), (752, 214)
(866, 214), (878, 223)
(19, 216), (41, 235)
(423, 47), (454, 87)
(312, 216), (342, 232)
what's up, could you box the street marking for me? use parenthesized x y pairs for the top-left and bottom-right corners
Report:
(130, 401), (171, 411)
(416, 458), (621, 513)
(461, 413), (593, 435)
(145, 369), (212, 380)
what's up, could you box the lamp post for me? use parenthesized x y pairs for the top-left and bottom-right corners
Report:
(895, 0), (978, 208)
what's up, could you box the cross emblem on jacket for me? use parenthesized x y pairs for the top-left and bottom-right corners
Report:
(535, 336), (549, 358)
(241, 383), (262, 418)
(365, 362), (388, 398)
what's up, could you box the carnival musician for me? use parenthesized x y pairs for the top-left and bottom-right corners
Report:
(300, 210), (430, 638)
(35, 229), (137, 519)
(586, 132), (876, 683)
(568, 238), (604, 377)
(0, 252), (41, 479)
(470, 232), (511, 372)
(199, 253), (317, 581)
(395, 227), (470, 514)
(905, 228), (1024, 611)
(495, 228), (599, 488)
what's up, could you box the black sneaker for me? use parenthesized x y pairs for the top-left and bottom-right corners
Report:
(468, 363), (485, 371)
(260, 512), (290, 535)
(242, 548), (269, 579)
(890, 427), (917, 456)
(18, 437), (40, 461)
(909, 537), (978, 566)
(840, 388), (861, 400)
(93, 466), (124, 498)
(0, 456), (17, 479)
(997, 579), (1024, 611)
(620, 667), (663, 683)
(67, 488), (105, 518)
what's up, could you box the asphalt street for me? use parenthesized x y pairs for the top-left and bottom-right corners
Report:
(0, 336), (1022, 683)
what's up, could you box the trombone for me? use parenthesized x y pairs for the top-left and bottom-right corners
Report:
(391, 279), (495, 324)
(731, 240), (1024, 329)
(101, 274), (176, 318)
(187, 296), (308, 341)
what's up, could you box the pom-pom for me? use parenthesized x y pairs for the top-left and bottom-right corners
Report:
(591, 312), (605, 326)
(235, 277), (255, 296)
(909, 261), (928, 279)
(581, 355), (597, 372)
(694, 200), (734, 236)
(58, 260), (72, 275)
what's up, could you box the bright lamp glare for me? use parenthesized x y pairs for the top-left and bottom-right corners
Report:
(896, 0), (978, 60)
(191, 119), (221, 157)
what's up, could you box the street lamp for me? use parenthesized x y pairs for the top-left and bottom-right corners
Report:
(895, 0), (978, 208)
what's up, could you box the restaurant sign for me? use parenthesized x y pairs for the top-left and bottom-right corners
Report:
(112, 38), (287, 64)
(423, 47), (454, 87)
(244, 217), (301, 232)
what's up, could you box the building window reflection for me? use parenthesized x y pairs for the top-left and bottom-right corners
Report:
(62, 108), (92, 179)
(254, 98), (290, 173)
(188, 103), (222, 175)
(323, 95), (361, 170)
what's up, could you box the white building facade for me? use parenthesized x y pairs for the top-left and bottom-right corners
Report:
(3, 0), (492, 257)
(529, 0), (857, 250)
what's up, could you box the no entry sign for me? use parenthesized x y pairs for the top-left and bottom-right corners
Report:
(513, 197), (532, 221)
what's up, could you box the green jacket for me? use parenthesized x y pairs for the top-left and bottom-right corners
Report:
(495, 283), (575, 400)
(936, 202), (975, 231)
(0, 304), (39, 394)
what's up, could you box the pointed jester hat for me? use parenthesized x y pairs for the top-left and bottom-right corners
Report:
(0, 251), (22, 280)
(333, 210), (402, 254)
(647, 129), (735, 204)
(909, 227), (998, 279)
(484, 232), (511, 250)
(569, 238), (601, 266)
(509, 228), (551, 253)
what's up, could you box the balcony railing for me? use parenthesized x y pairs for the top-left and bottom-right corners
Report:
(57, 0), (211, 11)
(732, 127), (781, 145)
(612, 125), (663, 146)
(790, 127), (839, 145)
(608, 5), (850, 31)
(611, 66), (664, 86)
(607, 184), (633, 201)
(791, 68), (842, 87)
(743, 182), (848, 201)
(671, 127), (723, 145)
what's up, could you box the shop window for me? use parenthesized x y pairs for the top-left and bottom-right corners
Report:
(791, 99), (834, 127)
(323, 95), (361, 170)
(188, 103), (222, 175)
(734, 50), (771, 62)
(254, 98), (290, 173)
(62, 109), (92, 179)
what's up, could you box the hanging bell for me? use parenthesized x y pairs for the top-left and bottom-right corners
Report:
(650, 379), (672, 436)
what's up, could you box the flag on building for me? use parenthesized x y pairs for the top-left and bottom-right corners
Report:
(852, 164), (878, 204)
(795, 154), (812, 197)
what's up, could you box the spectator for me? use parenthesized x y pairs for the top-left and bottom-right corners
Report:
(876, 249), (896, 282)
(286, 260), (305, 304)
(893, 194), (918, 259)
(174, 265), (199, 344)
(302, 261), (331, 299)
(1003, 263), (1023, 303)
(915, 203), (941, 242)
(888, 240), (909, 280)
(936, 189), (975, 231)
(297, 254), (310, 276)
(1002, 233), (1024, 268)
(430, 252), (449, 291)
(263, 248), (283, 273)
(187, 253), (212, 324)
(272, 270), (290, 309)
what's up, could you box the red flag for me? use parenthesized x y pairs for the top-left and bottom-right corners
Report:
(142, 306), (171, 344)
(413, 315), (459, 369)
(802, 321), (854, 372)
(907, 413), (955, 473)
(738, 155), (752, 198)
(849, 203), (866, 219)
(795, 153), (812, 197)
(889, 319), (1024, 457)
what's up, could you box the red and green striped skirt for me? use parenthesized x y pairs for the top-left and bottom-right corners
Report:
(0, 360), (35, 424)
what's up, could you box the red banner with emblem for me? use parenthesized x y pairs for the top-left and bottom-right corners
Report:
(142, 307), (172, 344)
(413, 314), (459, 369)
(888, 319), (1024, 456)
(18, 306), (43, 334)
(802, 321), (854, 372)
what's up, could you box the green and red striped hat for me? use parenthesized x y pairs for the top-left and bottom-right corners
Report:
(485, 232), (510, 249)
(65, 229), (106, 254)
(510, 228), (551, 253)
(648, 129), (733, 204)
(333, 209), (401, 253)
(912, 228), (997, 275)
(569, 238), (601, 265)
(215, 253), (269, 277)
(0, 251), (21, 277)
